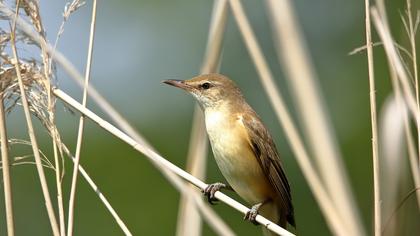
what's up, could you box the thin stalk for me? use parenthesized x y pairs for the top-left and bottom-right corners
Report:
(406, 0), (420, 165)
(407, 1), (418, 104)
(23, 0), (67, 233)
(372, 7), (420, 208)
(365, 0), (381, 235)
(382, 8), (420, 214)
(10, 3), (60, 235)
(53, 88), (293, 236)
(0, 94), (14, 236)
(371, 8), (420, 134)
(60, 144), (133, 236)
(228, 0), (348, 234)
(67, 1), (97, 236)
(40, 15), (66, 236)
(176, 1), (227, 235)
(382, 187), (420, 234)
(52, 142), (65, 236)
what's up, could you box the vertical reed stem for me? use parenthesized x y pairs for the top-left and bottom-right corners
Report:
(365, 0), (381, 234)
(67, 1), (97, 235)
(0, 92), (15, 236)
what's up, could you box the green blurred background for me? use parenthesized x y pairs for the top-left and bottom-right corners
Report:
(1, 0), (419, 235)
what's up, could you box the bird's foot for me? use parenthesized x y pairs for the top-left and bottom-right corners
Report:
(244, 202), (264, 225)
(203, 182), (227, 205)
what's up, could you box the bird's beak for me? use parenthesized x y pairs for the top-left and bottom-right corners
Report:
(162, 79), (192, 91)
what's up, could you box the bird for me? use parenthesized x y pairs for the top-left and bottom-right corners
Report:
(163, 74), (295, 233)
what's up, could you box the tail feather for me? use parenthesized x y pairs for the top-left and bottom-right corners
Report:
(287, 212), (296, 228)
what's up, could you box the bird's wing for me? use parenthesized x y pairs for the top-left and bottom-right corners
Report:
(240, 112), (294, 224)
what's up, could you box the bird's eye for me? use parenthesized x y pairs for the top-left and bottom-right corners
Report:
(201, 82), (211, 90)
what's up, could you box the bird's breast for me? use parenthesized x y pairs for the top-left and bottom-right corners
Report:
(204, 109), (274, 204)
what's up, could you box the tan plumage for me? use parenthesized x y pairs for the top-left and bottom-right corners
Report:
(163, 74), (295, 230)
(241, 111), (295, 227)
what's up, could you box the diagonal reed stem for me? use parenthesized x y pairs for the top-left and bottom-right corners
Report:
(0, 93), (15, 236)
(60, 144), (133, 236)
(53, 88), (293, 236)
(67, 1), (97, 236)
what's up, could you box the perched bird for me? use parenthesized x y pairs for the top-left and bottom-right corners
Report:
(163, 74), (295, 233)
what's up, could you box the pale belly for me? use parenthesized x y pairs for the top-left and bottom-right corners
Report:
(205, 110), (274, 204)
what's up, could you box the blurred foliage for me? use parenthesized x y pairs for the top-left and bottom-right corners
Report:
(1, 0), (420, 235)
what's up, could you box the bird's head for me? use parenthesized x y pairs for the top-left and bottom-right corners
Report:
(163, 74), (243, 109)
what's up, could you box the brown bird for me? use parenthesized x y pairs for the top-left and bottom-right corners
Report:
(163, 74), (295, 233)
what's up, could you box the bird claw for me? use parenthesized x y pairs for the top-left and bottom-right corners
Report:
(244, 204), (261, 225)
(203, 183), (226, 205)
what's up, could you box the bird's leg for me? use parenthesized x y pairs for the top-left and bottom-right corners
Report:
(244, 199), (271, 225)
(203, 182), (233, 205)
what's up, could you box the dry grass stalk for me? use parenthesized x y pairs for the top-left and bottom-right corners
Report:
(27, 0), (67, 233)
(9, 2), (60, 235)
(405, 0), (419, 111)
(21, 0), (67, 233)
(0, 89), (15, 236)
(265, 0), (365, 235)
(371, 9), (419, 129)
(59, 144), (134, 236)
(50, 0), (85, 74)
(404, 0), (420, 170)
(371, 7), (420, 210)
(176, 1), (228, 235)
(53, 88), (292, 236)
(364, 0), (381, 234)
(67, 1), (97, 235)
(228, 0), (349, 234)
(1, 139), (56, 170)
